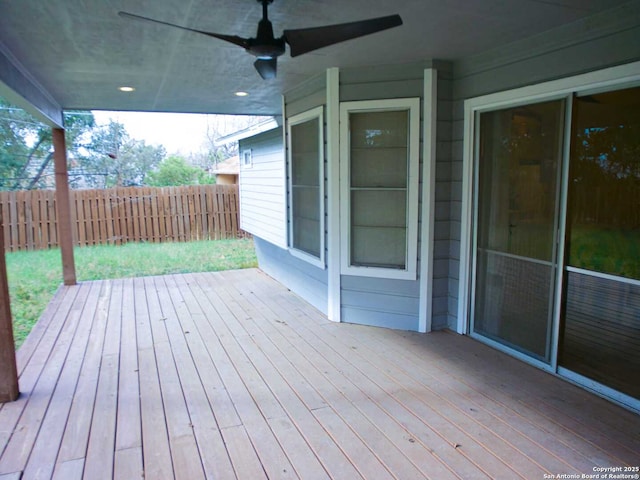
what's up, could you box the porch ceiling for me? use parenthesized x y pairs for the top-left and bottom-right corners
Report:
(1, 268), (638, 478)
(0, 0), (631, 117)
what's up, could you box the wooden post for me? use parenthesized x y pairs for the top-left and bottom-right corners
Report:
(53, 128), (76, 285)
(0, 211), (19, 402)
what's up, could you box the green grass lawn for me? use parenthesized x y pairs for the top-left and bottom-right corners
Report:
(6, 238), (258, 348)
(569, 225), (640, 280)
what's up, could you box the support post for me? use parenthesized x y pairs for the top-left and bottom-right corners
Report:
(53, 128), (76, 285)
(0, 213), (19, 402)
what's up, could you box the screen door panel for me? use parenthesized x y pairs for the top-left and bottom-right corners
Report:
(472, 100), (564, 362)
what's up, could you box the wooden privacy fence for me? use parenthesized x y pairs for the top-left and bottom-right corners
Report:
(0, 185), (244, 252)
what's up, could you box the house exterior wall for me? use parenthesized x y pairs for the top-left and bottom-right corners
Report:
(215, 174), (237, 185)
(338, 63), (427, 330)
(234, 3), (640, 411)
(285, 73), (327, 118)
(240, 0), (640, 337)
(240, 73), (331, 315)
(446, 1), (640, 331)
(431, 66), (455, 331)
(254, 236), (328, 314)
(242, 63), (464, 332)
(238, 128), (287, 248)
(336, 63), (456, 331)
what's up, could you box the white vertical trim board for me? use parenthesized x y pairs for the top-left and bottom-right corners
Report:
(418, 68), (437, 333)
(326, 67), (341, 322)
(281, 95), (289, 247)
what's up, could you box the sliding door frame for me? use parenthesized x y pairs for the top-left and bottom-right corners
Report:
(459, 60), (640, 409)
(468, 96), (569, 372)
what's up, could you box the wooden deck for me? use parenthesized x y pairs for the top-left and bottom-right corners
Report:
(0, 268), (638, 479)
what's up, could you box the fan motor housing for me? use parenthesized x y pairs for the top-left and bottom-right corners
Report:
(248, 39), (286, 59)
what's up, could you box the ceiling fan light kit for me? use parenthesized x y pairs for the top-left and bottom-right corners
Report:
(119, 0), (402, 79)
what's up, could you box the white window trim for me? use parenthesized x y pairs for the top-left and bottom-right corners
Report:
(287, 105), (325, 268)
(340, 97), (421, 280)
(241, 149), (253, 168)
(458, 60), (640, 336)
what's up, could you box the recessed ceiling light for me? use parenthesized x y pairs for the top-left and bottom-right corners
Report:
(235, 91), (248, 97)
(118, 86), (135, 92)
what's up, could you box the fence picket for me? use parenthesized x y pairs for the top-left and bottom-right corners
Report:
(0, 185), (244, 251)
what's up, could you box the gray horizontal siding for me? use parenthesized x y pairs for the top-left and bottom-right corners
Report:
(340, 307), (419, 331)
(432, 65), (455, 330)
(284, 73), (327, 117)
(239, 128), (286, 247)
(254, 236), (328, 315)
(340, 62), (429, 101)
(453, 2), (640, 99)
(341, 275), (420, 331)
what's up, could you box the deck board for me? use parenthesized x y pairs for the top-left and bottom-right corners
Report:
(144, 276), (205, 480)
(21, 281), (100, 480)
(393, 328), (640, 464)
(83, 279), (122, 480)
(133, 277), (174, 480)
(160, 275), (235, 479)
(218, 271), (458, 479)
(56, 282), (110, 464)
(115, 278), (141, 453)
(0, 268), (638, 479)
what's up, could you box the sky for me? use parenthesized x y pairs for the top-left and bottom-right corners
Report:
(91, 111), (270, 156)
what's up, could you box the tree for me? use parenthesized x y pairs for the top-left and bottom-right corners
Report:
(191, 115), (270, 170)
(121, 140), (167, 187)
(75, 120), (165, 188)
(0, 100), (94, 190)
(146, 155), (214, 187)
(26, 112), (95, 189)
(0, 101), (30, 188)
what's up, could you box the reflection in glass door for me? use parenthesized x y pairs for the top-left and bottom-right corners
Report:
(472, 100), (565, 363)
(559, 87), (640, 400)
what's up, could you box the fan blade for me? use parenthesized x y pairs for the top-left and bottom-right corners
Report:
(118, 11), (250, 50)
(254, 58), (278, 80)
(283, 14), (402, 57)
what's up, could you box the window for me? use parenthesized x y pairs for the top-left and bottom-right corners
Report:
(340, 98), (420, 279)
(287, 106), (324, 266)
(241, 149), (252, 168)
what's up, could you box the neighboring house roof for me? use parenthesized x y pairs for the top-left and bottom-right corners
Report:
(214, 118), (280, 146)
(211, 156), (239, 176)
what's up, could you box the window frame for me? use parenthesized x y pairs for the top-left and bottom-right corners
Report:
(241, 149), (253, 168)
(339, 98), (421, 280)
(286, 106), (326, 268)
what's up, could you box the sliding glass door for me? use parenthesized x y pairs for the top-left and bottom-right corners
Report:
(470, 83), (640, 404)
(472, 100), (565, 363)
(559, 87), (640, 399)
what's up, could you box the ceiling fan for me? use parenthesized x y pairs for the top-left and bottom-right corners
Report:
(119, 0), (402, 80)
